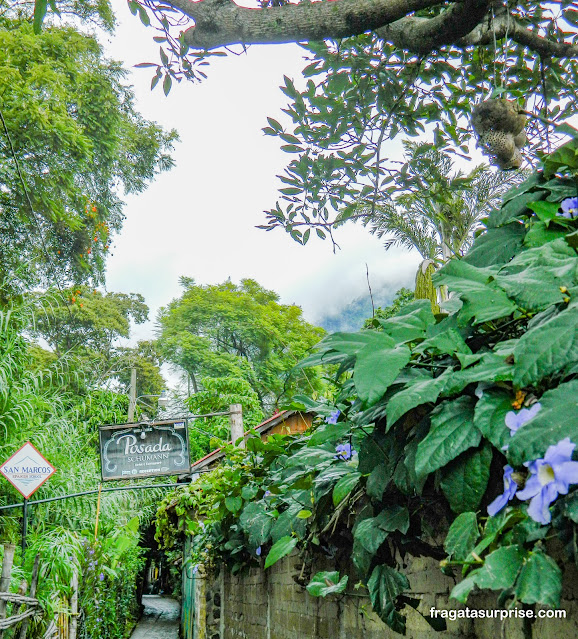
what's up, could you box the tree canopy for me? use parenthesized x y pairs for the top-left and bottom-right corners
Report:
(157, 278), (326, 411)
(0, 15), (177, 301)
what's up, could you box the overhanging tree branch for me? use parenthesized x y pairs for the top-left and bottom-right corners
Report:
(159, 0), (578, 59)
(174, 0), (448, 50)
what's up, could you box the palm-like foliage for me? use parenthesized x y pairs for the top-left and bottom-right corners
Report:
(349, 142), (526, 262)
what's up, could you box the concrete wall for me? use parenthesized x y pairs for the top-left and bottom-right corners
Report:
(188, 552), (578, 639)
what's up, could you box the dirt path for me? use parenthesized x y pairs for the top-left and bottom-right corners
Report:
(130, 595), (180, 639)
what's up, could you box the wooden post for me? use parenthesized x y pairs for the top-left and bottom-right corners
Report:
(18, 554), (40, 639)
(128, 368), (137, 422)
(68, 560), (78, 639)
(229, 404), (244, 449)
(0, 544), (16, 639)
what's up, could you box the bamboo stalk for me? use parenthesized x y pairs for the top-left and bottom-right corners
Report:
(0, 544), (16, 639)
(18, 554), (40, 639)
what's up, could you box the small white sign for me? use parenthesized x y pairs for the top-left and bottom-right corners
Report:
(0, 442), (56, 499)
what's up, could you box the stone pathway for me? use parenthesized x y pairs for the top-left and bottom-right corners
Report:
(130, 595), (180, 639)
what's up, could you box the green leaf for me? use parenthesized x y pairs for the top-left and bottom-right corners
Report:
(386, 370), (452, 427)
(264, 535), (298, 569)
(367, 565), (409, 633)
(332, 471), (361, 506)
(450, 573), (478, 603)
(508, 379), (578, 466)
(513, 306), (578, 386)
(225, 495), (243, 513)
(515, 549), (562, 607)
(163, 74), (172, 96)
(378, 300), (435, 343)
(463, 223), (526, 268)
(435, 260), (516, 324)
(297, 509), (312, 519)
(306, 571), (348, 597)
(354, 343), (411, 405)
(239, 502), (272, 547)
(473, 389), (512, 451)
(444, 512), (479, 561)
(524, 221), (568, 248)
(495, 239), (573, 311)
(474, 545), (526, 590)
(527, 200), (561, 222)
(270, 504), (307, 543)
(366, 463), (389, 500)
(440, 442), (492, 513)
(415, 397), (479, 476)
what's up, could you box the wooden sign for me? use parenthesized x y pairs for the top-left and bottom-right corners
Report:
(98, 419), (190, 481)
(0, 442), (56, 499)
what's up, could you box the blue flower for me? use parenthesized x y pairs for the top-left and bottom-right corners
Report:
(264, 490), (272, 497)
(99, 573), (104, 581)
(487, 465), (518, 516)
(561, 197), (578, 219)
(256, 546), (262, 556)
(505, 402), (542, 435)
(335, 443), (356, 460)
(326, 409), (340, 425)
(192, 564), (199, 575)
(517, 438), (578, 525)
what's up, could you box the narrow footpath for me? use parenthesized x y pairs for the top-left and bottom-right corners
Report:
(130, 595), (180, 639)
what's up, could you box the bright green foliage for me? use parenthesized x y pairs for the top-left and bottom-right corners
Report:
(0, 19), (177, 301)
(261, 35), (576, 242)
(157, 278), (326, 411)
(363, 288), (414, 328)
(30, 287), (148, 357)
(186, 376), (265, 462)
(0, 308), (166, 638)
(157, 135), (578, 631)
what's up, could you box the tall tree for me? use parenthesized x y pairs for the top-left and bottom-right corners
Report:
(157, 278), (325, 411)
(29, 287), (165, 397)
(0, 16), (177, 301)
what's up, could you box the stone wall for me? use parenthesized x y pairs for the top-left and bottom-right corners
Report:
(189, 553), (578, 639)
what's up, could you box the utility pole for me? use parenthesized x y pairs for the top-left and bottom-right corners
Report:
(128, 368), (137, 422)
(229, 404), (244, 449)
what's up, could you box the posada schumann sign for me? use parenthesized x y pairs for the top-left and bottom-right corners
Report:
(99, 419), (190, 480)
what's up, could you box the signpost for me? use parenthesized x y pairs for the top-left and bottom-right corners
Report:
(0, 442), (56, 552)
(98, 419), (190, 481)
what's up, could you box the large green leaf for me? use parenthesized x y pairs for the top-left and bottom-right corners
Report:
(270, 503), (307, 543)
(444, 512), (479, 561)
(367, 565), (409, 634)
(306, 571), (349, 597)
(495, 239), (575, 311)
(508, 380), (578, 466)
(378, 300), (435, 342)
(239, 502), (272, 547)
(332, 471), (362, 505)
(473, 389), (513, 451)
(434, 260), (516, 324)
(440, 442), (492, 513)
(415, 397), (479, 476)
(473, 545), (526, 590)
(515, 549), (562, 607)
(386, 370), (452, 427)
(463, 223), (526, 268)
(513, 306), (578, 386)
(354, 343), (411, 405)
(264, 535), (298, 569)
(353, 505), (409, 555)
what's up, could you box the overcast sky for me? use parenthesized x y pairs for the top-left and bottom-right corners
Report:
(102, 5), (420, 342)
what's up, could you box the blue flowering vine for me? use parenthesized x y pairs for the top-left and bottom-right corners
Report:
(516, 438), (578, 525)
(335, 443), (356, 460)
(560, 196), (578, 219)
(326, 409), (340, 425)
